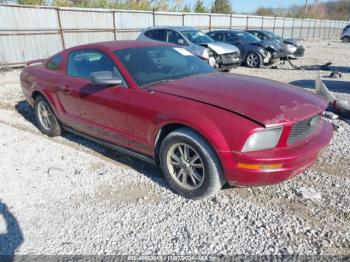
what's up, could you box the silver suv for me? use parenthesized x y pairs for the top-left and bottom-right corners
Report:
(341, 25), (350, 43)
(138, 26), (241, 71)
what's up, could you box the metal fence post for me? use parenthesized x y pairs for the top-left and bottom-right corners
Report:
(318, 20), (321, 38)
(261, 16), (264, 30)
(291, 18), (294, 38)
(246, 15), (249, 30)
(313, 19), (316, 39)
(273, 16), (276, 33)
(306, 19), (310, 40)
(182, 12), (185, 26)
(209, 13), (212, 31)
(323, 20), (326, 38)
(282, 17), (286, 38)
(229, 13), (232, 30)
(112, 11), (116, 41)
(56, 8), (65, 50)
(152, 9), (156, 26)
(299, 18), (303, 39)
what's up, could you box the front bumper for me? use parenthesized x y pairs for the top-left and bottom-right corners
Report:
(262, 49), (284, 65)
(216, 52), (241, 68)
(222, 119), (333, 187)
(287, 45), (305, 58)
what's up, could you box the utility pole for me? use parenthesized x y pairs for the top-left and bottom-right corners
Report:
(304, 0), (309, 15)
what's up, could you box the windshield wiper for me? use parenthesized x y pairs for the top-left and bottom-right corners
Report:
(142, 79), (175, 88)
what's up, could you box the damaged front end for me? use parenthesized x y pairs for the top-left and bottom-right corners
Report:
(257, 41), (284, 65)
(283, 39), (305, 59)
(198, 42), (241, 71)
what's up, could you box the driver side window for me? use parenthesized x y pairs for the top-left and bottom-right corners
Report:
(258, 32), (267, 40)
(208, 32), (223, 42)
(225, 33), (238, 42)
(67, 50), (121, 80)
(166, 30), (187, 46)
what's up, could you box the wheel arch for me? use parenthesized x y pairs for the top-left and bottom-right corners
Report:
(153, 121), (228, 177)
(30, 88), (65, 117)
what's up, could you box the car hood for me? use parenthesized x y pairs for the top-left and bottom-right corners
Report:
(149, 73), (328, 126)
(283, 38), (298, 46)
(200, 42), (240, 54)
(259, 39), (283, 50)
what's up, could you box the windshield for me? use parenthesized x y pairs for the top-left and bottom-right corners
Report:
(234, 32), (260, 44)
(181, 30), (215, 44)
(114, 46), (215, 87)
(263, 31), (280, 39)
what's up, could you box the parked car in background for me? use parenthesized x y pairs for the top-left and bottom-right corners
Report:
(137, 26), (241, 71)
(207, 30), (283, 68)
(247, 30), (305, 59)
(20, 41), (333, 199)
(341, 24), (350, 42)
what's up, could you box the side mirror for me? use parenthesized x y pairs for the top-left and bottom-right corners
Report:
(90, 71), (122, 86)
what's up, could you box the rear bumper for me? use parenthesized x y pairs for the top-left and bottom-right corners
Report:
(221, 119), (333, 187)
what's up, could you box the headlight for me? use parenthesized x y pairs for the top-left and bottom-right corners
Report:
(263, 49), (271, 58)
(241, 127), (283, 152)
(202, 48), (211, 60)
(285, 44), (297, 53)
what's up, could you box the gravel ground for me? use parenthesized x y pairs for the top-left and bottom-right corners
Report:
(0, 40), (349, 256)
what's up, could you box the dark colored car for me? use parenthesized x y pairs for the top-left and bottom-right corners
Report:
(247, 30), (305, 59)
(207, 30), (283, 68)
(20, 40), (332, 199)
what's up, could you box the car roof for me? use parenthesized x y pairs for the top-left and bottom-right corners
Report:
(144, 26), (197, 32)
(246, 29), (263, 32)
(64, 40), (175, 52)
(209, 30), (247, 34)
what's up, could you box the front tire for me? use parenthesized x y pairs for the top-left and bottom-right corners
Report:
(245, 52), (262, 68)
(159, 128), (224, 200)
(34, 95), (62, 137)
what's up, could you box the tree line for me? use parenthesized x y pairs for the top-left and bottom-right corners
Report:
(7, 0), (350, 20)
(14, 0), (233, 13)
(256, 0), (350, 20)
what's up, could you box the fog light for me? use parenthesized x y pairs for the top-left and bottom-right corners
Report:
(237, 163), (283, 170)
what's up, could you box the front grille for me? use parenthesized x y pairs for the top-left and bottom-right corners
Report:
(220, 52), (240, 64)
(287, 115), (321, 145)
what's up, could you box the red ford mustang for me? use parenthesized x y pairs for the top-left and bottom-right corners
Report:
(20, 40), (333, 199)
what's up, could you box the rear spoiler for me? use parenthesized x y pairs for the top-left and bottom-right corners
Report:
(25, 59), (46, 67)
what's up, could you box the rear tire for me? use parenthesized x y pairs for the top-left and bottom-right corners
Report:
(34, 95), (62, 137)
(159, 128), (225, 200)
(245, 52), (262, 68)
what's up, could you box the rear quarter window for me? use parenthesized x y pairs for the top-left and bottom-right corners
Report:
(47, 54), (62, 70)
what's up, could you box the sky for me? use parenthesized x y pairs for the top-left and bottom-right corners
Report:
(202, 0), (326, 13)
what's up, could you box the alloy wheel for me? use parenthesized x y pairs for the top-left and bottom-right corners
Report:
(246, 53), (259, 67)
(37, 101), (53, 131)
(166, 143), (205, 190)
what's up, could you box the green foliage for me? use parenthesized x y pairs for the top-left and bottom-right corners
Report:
(255, 0), (350, 20)
(255, 7), (274, 16)
(194, 0), (207, 13)
(210, 0), (233, 14)
(53, 0), (168, 11)
(17, 0), (45, 5)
